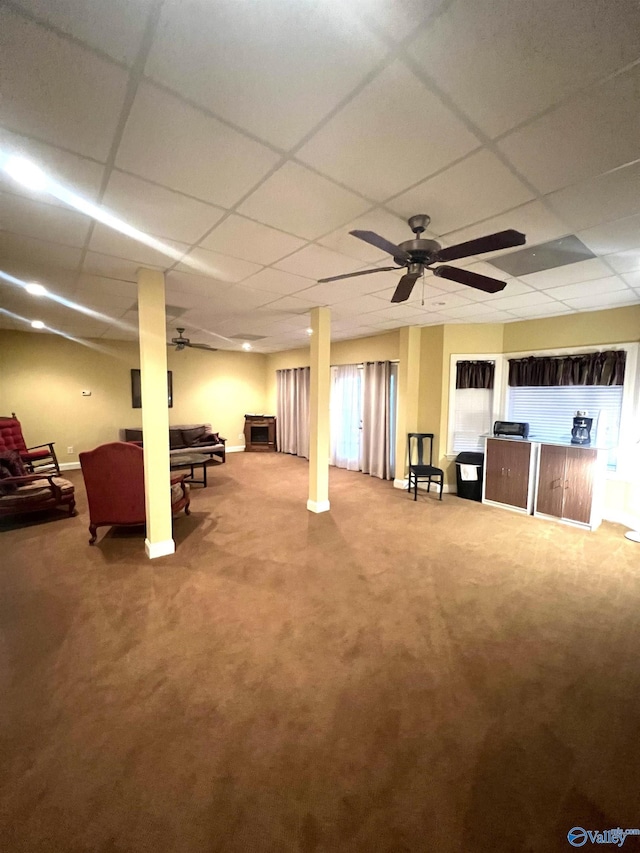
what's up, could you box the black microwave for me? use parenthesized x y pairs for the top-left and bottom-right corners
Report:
(493, 421), (529, 439)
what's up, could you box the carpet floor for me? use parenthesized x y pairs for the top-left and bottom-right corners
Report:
(1, 452), (639, 853)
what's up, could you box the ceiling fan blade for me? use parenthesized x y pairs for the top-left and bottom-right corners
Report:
(187, 342), (218, 351)
(391, 272), (421, 303)
(435, 229), (526, 263)
(349, 230), (412, 263)
(434, 265), (506, 294)
(317, 266), (401, 283)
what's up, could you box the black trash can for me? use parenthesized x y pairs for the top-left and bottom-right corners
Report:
(455, 452), (484, 502)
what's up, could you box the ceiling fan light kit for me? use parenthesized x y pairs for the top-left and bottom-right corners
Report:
(318, 215), (526, 304)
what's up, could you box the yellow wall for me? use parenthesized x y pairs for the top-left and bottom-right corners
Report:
(0, 330), (267, 463)
(503, 305), (640, 352)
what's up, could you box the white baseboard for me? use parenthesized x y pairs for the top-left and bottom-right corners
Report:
(603, 509), (640, 530)
(145, 538), (175, 559)
(226, 445), (244, 453)
(307, 499), (330, 513)
(59, 461), (81, 471)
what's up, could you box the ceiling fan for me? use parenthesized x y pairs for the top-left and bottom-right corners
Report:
(169, 328), (218, 352)
(318, 214), (526, 303)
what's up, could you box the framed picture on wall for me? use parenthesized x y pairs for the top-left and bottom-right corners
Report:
(131, 369), (173, 408)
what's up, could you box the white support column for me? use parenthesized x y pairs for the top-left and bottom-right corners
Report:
(307, 306), (331, 513)
(394, 326), (421, 490)
(137, 268), (174, 559)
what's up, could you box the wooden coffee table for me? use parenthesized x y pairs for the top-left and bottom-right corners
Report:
(170, 452), (209, 487)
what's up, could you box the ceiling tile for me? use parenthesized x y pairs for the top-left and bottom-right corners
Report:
(490, 291), (557, 310)
(199, 215), (306, 265)
(0, 127), (105, 206)
(75, 274), (138, 300)
(622, 272), (640, 289)
(517, 257), (614, 290)
(406, 290), (474, 311)
(0, 7), (128, 160)
(83, 251), (156, 282)
(407, 0), (640, 138)
(101, 171), (226, 244)
(0, 231), (83, 272)
(318, 209), (417, 263)
(542, 276), (629, 301)
(351, 0), (446, 41)
(498, 64), (640, 195)
(505, 303), (575, 319)
(438, 301), (513, 320)
(603, 250), (640, 275)
(88, 224), (189, 268)
(331, 294), (390, 316)
(297, 60), (480, 201)
(441, 200), (569, 257)
(145, 0), (386, 150)
(274, 245), (368, 281)
(545, 162), (640, 233)
(13, 0), (153, 65)
(240, 268), (315, 297)
(578, 214), (640, 255)
(177, 247), (262, 282)
(116, 83), (280, 207)
(237, 162), (371, 240)
(0, 191), (91, 248)
(562, 291), (639, 310)
(165, 270), (234, 297)
(387, 150), (534, 233)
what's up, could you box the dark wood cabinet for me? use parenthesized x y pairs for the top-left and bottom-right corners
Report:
(484, 438), (605, 530)
(244, 415), (276, 452)
(536, 444), (596, 525)
(484, 438), (531, 509)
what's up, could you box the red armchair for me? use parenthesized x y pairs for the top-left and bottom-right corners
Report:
(79, 441), (190, 545)
(0, 413), (60, 475)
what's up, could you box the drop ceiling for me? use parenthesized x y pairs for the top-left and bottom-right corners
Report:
(0, 0), (639, 352)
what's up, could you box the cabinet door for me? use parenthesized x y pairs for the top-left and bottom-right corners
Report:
(536, 444), (565, 518)
(563, 447), (596, 524)
(485, 439), (531, 508)
(485, 439), (511, 503)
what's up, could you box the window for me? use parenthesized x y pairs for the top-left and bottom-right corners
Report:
(452, 387), (494, 452)
(449, 357), (498, 453)
(507, 384), (624, 467)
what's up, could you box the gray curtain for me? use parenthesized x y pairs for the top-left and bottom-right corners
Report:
(361, 361), (393, 480)
(276, 367), (310, 458)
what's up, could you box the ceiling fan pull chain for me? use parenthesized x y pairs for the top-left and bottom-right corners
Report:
(421, 269), (425, 306)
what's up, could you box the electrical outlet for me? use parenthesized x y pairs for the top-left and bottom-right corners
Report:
(238, 432), (244, 439)
(67, 446), (74, 454)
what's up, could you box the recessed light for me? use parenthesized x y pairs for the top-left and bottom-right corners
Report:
(3, 156), (49, 192)
(25, 282), (47, 296)
(242, 342), (252, 351)
(306, 328), (313, 335)
(31, 320), (45, 329)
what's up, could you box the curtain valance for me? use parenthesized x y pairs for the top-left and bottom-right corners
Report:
(456, 360), (495, 389)
(508, 350), (626, 387)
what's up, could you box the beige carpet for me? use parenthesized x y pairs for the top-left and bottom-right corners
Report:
(1, 452), (639, 853)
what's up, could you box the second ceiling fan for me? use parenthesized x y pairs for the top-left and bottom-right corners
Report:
(318, 214), (526, 303)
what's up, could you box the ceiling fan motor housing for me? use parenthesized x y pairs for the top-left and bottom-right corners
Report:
(394, 238), (441, 266)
